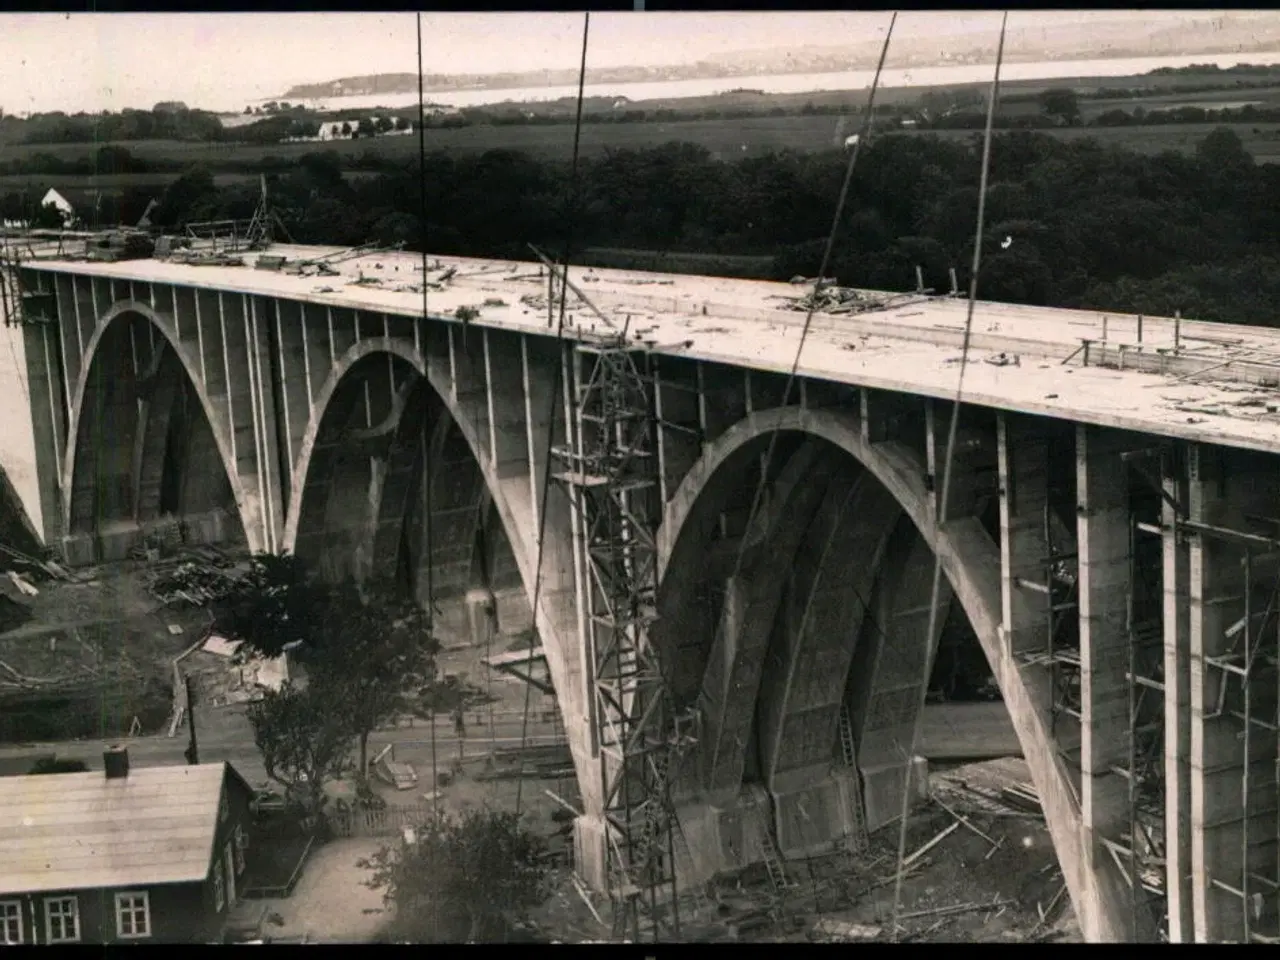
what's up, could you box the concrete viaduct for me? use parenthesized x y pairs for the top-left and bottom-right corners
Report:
(12, 242), (1280, 943)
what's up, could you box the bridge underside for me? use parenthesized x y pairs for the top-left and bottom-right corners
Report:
(18, 263), (1280, 942)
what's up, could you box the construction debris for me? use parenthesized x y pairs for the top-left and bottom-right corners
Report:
(372, 744), (419, 790)
(165, 248), (245, 267)
(810, 919), (882, 941)
(147, 547), (238, 607)
(775, 283), (902, 315)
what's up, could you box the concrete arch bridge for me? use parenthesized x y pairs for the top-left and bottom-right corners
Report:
(13, 243), (1280, 943)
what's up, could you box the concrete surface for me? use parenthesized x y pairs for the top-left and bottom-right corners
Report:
(23, 244), (1280, 457)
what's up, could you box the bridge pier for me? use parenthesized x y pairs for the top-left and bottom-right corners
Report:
(1076, 426), (1154, 941)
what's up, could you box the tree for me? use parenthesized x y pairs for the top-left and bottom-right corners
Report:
(212, 553), (331, 660)
(311, 580), (438, 777)
(247, 680), (354, 814)
(360, 809), (550, 942)
(216, 558), (439, 779)
(395, 117), (410, 131)
(341, 121), (353, 137)
(156, 165), (218, 228)
(1037, 87), (1081, 126)
(33, 201), (66, 229)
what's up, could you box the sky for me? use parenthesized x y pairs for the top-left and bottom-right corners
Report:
(0, 11), (1263, 116)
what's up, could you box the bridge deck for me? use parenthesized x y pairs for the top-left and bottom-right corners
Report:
(23, 242), (1280, 456)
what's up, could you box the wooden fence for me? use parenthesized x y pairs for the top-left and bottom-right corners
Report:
(328, 802), (438, 839)
(241, 835), (315, 900)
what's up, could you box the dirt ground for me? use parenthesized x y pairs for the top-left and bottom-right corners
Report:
(526, 756), (1082, 945)
(0, 559), (222, 741)
(236, 838), (392, 943)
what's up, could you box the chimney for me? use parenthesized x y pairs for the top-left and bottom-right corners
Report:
(104, 745), (130, 780)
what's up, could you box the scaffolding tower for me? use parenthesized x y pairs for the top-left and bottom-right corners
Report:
(0, 236), (58, 329)
(1014, 480), (1083, 795)
(1099, 455), (1169, 940)
(1123, 446), (1280, 943)
(551, 332), (698, 942)
(184, 175), (292, 251)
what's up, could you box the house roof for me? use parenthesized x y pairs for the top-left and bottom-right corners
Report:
(0, 761), (247, 896)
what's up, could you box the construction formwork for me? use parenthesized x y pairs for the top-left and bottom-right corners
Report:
(1013, 443), (1083, 798)
(1123, 446), (1280, 943)
(1184, 519), (1280, 943)
(551, 333), (697, 942)
(1100, 455), (1169, 940)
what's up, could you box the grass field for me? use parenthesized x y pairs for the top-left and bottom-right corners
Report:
(3, 117), (1279, 181)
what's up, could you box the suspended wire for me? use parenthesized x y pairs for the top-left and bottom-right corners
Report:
(415, 13), (444, 945)
(515, 10), (592, 819)
(890, 11), (1010, 941)
(728, 12), (897, 584)
(415, 7), (442, 820)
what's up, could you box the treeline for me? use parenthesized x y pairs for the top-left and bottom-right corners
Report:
(1, 104), (224, 145)
(9, 127), (1280, 328)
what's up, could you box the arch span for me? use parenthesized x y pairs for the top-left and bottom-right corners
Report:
(285, 339), (591, 802)
(62, 301), (249, 556)
(658, 404), (1131, 941)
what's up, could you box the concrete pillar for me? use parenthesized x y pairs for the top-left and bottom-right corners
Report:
(1186, 444), (1269, 943)
(22, 319), (64, 547)
(465, 587), (496, 650)
(997, 413), (1052, 662)
(1163, 446), (1194, 942)
(768, 764), (860, 859)
(1076, 425), (1142, 941)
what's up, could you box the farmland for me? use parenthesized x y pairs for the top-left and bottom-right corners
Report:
(3, 117), (1280, 193)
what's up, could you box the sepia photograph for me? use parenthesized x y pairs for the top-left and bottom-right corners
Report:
(1, 8), (1279, 945)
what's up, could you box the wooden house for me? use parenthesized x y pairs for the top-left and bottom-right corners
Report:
(0, 747), (255, 944)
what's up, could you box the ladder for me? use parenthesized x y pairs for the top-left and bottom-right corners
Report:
(838, 706), (869, 855)
(757, 806), (792, 892)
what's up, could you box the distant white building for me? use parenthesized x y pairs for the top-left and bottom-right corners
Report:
(318, 120), (361, 141)
(40, 189), (76, 227)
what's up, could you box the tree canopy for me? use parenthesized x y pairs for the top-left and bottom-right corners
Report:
(15, 124), (1280, 327)
(360, 809), (550, 942)
(217, 555), (440, 781)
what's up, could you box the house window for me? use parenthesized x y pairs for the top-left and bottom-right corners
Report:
(0, 900), (22, 945)
(233, 824), (247, 876)
(218, 789), (229, 824)
(213, 863), (225, 913)
(44, 897), (79, 943)
(115, 892), (151, 940)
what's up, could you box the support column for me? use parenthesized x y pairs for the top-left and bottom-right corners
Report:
(1163, 444), (1194, 942)
(997, 413), (1051, 663)
(1186, 444), (1267, 943)
(1076, 425), (1143, 941)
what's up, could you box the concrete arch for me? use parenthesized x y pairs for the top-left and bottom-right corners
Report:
(282, 338), (590, 798)
(61, 300), (251, 549)
(282, 337), (426, 554)
(364, 374), (516, 629)
(659, 405), (1096, 932)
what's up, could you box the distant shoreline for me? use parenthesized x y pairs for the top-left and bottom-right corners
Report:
(278, 46), (1280, 102)
(261, 52), (1280, 115)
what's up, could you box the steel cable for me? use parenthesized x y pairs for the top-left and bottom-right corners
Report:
(515, 10), (592, 819)
(889, 10), (1010, 941)
(728, 11), (897, 583)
